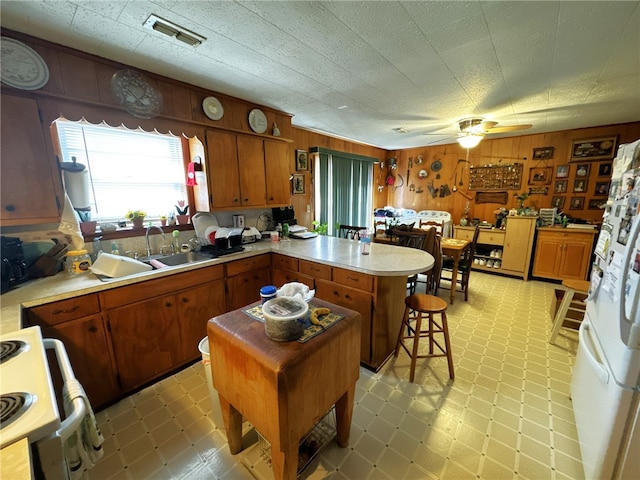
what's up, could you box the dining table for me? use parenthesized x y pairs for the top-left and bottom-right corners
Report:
(440, 237), (471, 304)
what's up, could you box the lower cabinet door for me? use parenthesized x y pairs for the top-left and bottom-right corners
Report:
(315, 279), (373, 364)
(226, 266), (271, 311)
(43, 315), (119, 409)
(107, 295), (182, 391)
(176, 280), (226, 363)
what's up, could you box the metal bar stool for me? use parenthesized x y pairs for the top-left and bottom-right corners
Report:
(394, 293), (454, 382)
(549, 279), (590, 345)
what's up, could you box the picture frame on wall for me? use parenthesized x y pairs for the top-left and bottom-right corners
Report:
(598, 163), (612, 176)
(295, 150), (308, 171)
(554, 180), (568, 193)
(556, 165), (569, 178)
(551, 196), (565, 209)
(528, 187), (549, 195)
(532, 147), (555, 160)
(292, 173), (305, 194)
(570, 197), (585, 210)
(528, 167), (553, 185)
(588, 199), (605, 210)
(575, 164), (590, 177)
(594, 181), (610, 195)
(570, 136), (617, 162)
(573, 179), (588, 193)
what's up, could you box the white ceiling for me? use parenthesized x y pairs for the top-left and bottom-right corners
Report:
(2, 1), (639, 149)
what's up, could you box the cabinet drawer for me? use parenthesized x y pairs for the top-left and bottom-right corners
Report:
(332, 267), (374, 292)
(226, 254), (271, 276)
(271, 253), (298, 272)
(300, 260), (332, 280)
(101, 265), (224, 309)
(454, 227), (476, 241)
(477, 230), (505, 246)
(25, 294), (101, 326)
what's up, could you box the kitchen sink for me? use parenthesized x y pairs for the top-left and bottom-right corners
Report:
(142, 252), (211, 268)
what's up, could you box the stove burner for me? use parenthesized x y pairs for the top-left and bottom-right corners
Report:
(0, 340), (26, 364)
(0, 392), (33, 429)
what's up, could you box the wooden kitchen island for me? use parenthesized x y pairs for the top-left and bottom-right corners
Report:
(207, 298), (360, 480)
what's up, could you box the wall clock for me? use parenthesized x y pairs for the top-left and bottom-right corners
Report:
(202, 96), (224, 120)
(111, 69), (163, 119)
(248, 108), (268, 133)
(1, 36), (49, 90)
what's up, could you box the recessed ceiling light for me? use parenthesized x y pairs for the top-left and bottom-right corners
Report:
(143, 14), (206, 47)
(393, 127), (409, 133)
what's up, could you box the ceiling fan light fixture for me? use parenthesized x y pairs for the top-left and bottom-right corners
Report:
(457, 133), (484, 149)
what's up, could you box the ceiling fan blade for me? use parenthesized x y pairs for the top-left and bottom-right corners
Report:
(480, 120), (498, 130)
(486, 124), (532, 134)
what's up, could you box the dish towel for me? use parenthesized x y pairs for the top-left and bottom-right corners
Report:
(62, 378), (104, 479)
(58, 192), (84, 250)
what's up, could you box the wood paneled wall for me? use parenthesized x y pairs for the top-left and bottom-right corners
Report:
(4, 29), (639, 229)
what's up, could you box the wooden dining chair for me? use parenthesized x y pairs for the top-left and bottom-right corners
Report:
(417, 228), (442, 295)
(391, 228), (430, 294)
(419, 218), (444, 236)
(338, 224), (366, 240)
(438, 225), (479, 301)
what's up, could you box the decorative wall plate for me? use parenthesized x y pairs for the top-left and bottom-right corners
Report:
(111, 69), (163, 119)
(430, 160), (442, 172)
(1, 37), (49, 90)
(202, 96), (224, 120)
(415, 155), (424, 165)
(248, 108), (268, 133)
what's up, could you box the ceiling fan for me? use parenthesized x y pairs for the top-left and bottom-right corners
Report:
(424, 117), (533, 148)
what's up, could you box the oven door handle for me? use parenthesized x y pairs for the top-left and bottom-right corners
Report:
(44, 338), (86, 441)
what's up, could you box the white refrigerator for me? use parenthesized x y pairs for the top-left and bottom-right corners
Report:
(571, 139), (640, 480)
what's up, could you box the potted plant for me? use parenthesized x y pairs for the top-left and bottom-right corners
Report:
(514, 192), (529, 213)
(175, 200), (189, 225)
(160, 215), (168, 227)
(126, 210), (146, 228)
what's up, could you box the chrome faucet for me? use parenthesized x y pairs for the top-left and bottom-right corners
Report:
(145, 226), (165, 257)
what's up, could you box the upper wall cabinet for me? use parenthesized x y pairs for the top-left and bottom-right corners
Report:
(1, 94), (62, 225)
(205, 130), (290, 210)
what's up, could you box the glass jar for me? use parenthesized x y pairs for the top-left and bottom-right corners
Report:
(66, 249), (92, 275)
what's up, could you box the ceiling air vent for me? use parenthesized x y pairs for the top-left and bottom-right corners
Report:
(143, 14), (206, 47)
(392, 127), (409, 133)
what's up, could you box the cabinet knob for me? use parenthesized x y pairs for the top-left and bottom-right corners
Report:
(88, 326), (97, 333)
(165, 302), (173, 307)
(181, 297), (189, 303)
(4, 204), (16, 212)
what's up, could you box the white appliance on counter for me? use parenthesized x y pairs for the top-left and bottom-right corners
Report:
(0, 326), (88, 479)
(570, 139), (640, 479)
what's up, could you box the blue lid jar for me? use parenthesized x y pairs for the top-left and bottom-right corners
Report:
(260, 285), (277, 303)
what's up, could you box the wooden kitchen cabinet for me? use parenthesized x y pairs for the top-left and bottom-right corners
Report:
(1, 94), (62, 225)
(455, 216), (536, 280)
(101, 265), (225, 391)
(304, 260), (405, 370)
(24, 294), (119, 409)
(226, 254), (272, 310)
(176, 280), (226, 364)
(106, 294), (183, 391)
(264, 140), (290, 205)
(205, 131), (290, 209)
(532, 228), (596, 281)
(271, 253), (314, 289)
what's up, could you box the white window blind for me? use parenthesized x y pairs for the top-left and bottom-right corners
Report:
(55, 120), (187, 222)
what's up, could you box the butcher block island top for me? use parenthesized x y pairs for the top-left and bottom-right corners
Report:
(208, 298), (361, 480)
(2, 236), (433, 333)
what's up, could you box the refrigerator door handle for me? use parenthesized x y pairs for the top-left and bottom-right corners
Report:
(579, 321), (610, 385)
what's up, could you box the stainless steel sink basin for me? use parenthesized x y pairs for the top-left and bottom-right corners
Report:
(142, 252), (210, 268)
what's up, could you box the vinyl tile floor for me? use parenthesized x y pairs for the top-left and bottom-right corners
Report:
(86, 272), (584, 480)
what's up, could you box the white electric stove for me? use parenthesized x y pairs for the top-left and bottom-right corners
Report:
(0, 326), (60, 449)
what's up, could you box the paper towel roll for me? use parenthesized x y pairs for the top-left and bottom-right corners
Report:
(63, 169), (91, 210)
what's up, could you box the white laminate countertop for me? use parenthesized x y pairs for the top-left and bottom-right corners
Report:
(0, 236), (433, 334)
